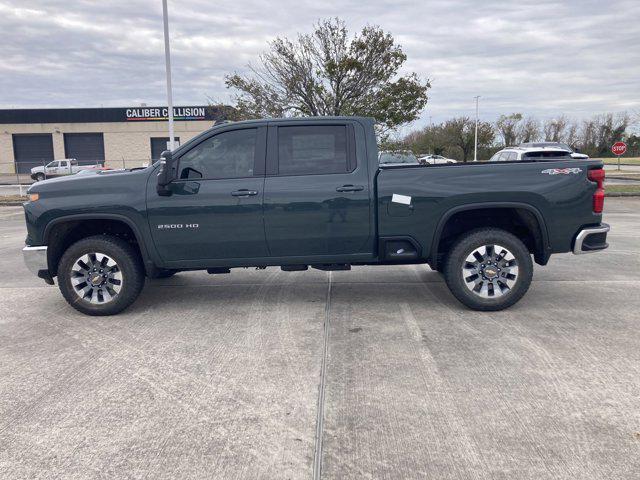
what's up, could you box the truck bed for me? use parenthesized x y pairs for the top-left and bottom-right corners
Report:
(376, 158), (604, 263)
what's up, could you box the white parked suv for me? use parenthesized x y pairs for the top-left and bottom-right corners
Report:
(519, 142), (589, 159)
(489, 146), (584, 162)
(419, 154), (457, 165)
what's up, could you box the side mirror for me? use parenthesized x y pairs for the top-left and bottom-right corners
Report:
(157, 150), (177, 196)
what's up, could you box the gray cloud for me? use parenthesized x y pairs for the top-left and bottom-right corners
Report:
(0, 0), (638, 130)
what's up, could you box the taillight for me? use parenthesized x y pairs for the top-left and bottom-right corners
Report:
(588, 168), (605, 213)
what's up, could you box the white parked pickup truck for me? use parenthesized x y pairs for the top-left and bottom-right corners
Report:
(30, 159), (104, 181)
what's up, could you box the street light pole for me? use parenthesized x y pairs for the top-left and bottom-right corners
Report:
(162, 0), (175, 151)
(474, 96), (480, 161)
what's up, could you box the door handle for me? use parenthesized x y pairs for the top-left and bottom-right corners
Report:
(336, 185), (364, 192)
(231, 189), (258, 197)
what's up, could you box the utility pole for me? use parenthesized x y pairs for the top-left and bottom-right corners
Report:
(162, 0), (175, 151)
(473, 96), (480, 161)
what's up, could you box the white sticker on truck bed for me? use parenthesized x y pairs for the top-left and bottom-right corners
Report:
(392, 194), (412, 205)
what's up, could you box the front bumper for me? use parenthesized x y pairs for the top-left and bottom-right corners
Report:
(573, 224), (610, 255)
(22, 246), (54, 284)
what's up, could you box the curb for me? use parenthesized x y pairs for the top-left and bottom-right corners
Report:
(607, 176), (640, 181)
(606, 193), (640, 197)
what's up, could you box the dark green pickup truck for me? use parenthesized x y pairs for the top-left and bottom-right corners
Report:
(22, 117), (609, 315)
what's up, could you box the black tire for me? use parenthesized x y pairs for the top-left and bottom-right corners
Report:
(443, 228), (533, 311)
(58, 235), (145, 316)
(35, 173), (45, 182)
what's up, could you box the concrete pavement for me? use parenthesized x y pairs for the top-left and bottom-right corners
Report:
(0, 200), (639, 479)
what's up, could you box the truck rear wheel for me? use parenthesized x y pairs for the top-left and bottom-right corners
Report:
(443, 228), (533, 311)
(58, 235), (145, 316)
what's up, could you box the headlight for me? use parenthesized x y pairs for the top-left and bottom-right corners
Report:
(28, 193), (39, 202)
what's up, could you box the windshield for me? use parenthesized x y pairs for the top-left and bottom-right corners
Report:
(379, 152), (417, 164)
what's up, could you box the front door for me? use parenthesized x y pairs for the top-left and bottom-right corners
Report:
(263, 122), (373, 258)
(147, 126), (268, 264)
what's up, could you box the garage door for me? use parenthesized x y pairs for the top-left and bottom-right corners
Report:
(150, 137), (180, 161)
(64, 133), (105, 165)
(12, 134), (54, 173)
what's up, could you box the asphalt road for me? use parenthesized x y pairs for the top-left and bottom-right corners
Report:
(1, 200), (639, 479)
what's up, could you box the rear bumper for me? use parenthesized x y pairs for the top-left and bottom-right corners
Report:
(22, 246), (54, 284)
(573, 224), (610, 255)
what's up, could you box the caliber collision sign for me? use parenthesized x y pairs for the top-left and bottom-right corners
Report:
(611, 141), (627, 156)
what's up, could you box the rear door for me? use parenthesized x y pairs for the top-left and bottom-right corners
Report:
(57, 160), (69, 175)
(263, 121), (373, 258)
(146, 125), (268, 264)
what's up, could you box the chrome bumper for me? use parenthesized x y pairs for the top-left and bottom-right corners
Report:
(573, 224), (610, 255)
(22, 245), (48, 275)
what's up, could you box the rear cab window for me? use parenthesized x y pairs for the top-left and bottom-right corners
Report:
(276, 125), (355, 175)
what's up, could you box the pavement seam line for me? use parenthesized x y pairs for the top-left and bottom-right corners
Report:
(313, 271), (332, 480)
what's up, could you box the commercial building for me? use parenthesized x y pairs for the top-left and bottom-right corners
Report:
(0, 106), (226, 174)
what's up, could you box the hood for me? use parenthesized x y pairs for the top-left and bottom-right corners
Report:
(27, 167), (152, 194)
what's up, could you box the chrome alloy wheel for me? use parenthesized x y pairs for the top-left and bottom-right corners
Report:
(462, 244), (519, 298)
(70, 252), (123, 304)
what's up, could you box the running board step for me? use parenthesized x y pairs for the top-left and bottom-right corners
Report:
(281, 265), (308, 272)
(207, 267), (230, 274)
(311, 264), (351, 271)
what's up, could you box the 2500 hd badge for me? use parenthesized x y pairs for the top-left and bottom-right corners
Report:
(21, 116), (609, 316)
(157, 224), (199, 230)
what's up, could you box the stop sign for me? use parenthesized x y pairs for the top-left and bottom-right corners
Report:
(612, 141), (627, 156)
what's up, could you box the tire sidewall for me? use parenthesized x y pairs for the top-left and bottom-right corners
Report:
(58, 236), (143, 316)
(444, 229), (533, 311)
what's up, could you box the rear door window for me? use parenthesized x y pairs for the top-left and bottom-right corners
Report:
(277, 125), (353, 175)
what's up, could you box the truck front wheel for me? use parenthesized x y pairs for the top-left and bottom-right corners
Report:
(34, 173), (45, 182)
(58, 235), (145, 316)
(443, 228), (533, 311)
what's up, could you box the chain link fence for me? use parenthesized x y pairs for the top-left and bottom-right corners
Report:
(0, 159), (153, 198)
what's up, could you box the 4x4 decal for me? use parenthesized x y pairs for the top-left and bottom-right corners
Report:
(541, 168), (582, 175)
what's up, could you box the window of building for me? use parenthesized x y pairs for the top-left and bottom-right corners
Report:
(150, 137), (180, 161)
(178, 128), (257, 180)
(277, 125), (351, 176)
(63, 133), (105, 165)
(12, 134), (54, 173)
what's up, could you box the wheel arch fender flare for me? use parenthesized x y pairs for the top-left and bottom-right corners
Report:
(43, 213), (159, 275)
(430, 202), (551, 266)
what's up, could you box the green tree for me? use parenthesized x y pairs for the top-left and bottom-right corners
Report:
(442, 117), (495, 162)
(404, 124), (449, 155)
(578, 113), (630, 156)
(518, 117), (540, 143)
(225, 18), (430, 134)
(496, 113), (523, 146)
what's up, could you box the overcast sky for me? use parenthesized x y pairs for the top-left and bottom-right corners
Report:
(1, 0), (638, 131)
